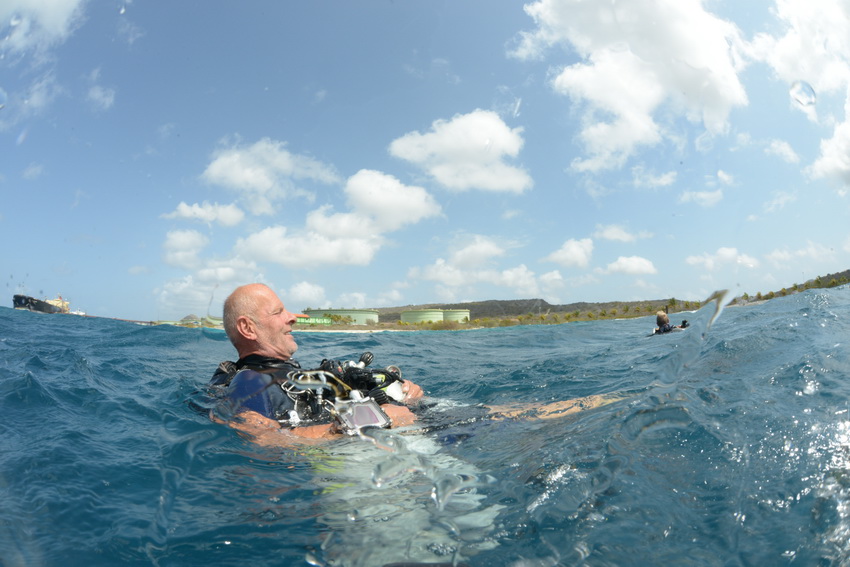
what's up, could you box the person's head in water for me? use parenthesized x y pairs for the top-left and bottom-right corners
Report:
(656, 311), (670, 327)
(223, 283), (299, 360)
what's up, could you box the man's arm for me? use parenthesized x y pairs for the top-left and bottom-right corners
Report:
(486, 392), (625, 421)
(225, 410), (338, 446)
(226, 404), (418, 447)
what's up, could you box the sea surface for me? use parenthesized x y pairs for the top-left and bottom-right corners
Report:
(2, 286), (850, 566)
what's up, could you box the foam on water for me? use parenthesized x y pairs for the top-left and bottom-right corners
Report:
(2, 286), (850, 566)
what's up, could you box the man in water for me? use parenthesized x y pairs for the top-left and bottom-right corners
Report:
(653, 310), (689, 334)
(211, 283), (422, 445)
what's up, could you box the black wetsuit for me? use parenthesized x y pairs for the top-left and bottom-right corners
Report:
(656, 323), (675, 334)
(210, 355), (334, 426)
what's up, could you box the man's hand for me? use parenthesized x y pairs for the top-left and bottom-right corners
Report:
(400, 379), (423, 403)
(381, 404), (416, 427)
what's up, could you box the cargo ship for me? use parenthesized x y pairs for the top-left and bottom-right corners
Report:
(13, 294), (70, 314)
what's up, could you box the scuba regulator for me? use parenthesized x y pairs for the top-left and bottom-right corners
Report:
(284, 352), (405, 435)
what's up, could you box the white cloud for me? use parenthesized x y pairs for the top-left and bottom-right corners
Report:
(409, 260), (542, 299)
(539, 270), (564, 295)
(511, 0), (748, 172)
(592, 224), (652, 242)
(163, 230), (209, 269)
(389, 109), (533, 193)
(749, 1), (850, 98)
(807, 109), (850, 187)
(763, 192), (797, 213)
(686, 247), (759, 271)
(22, 162), (44, 180)
(235, 225), (382, 268)
(289, 281), (327, 308)
(749, 1), (850, 190)
(0, 0), (85, 55)
(679, 189), (723, 207)
(202, 137), (341, 215)
(343, 169), (441, 231)
(765, 241), (835, 267)
(544, 238), (593, 268)
(602, 256), (657, 275)
(632, 166), (677, 188)
(232, 170), (441, 269)
(162, 201), (245, 227)
(337, 292), (369, 309)
(448, 235), (505, 268)
(716, 170), (734, 185)
(765, 139), (800, 163)
(87, 85), (115, 110)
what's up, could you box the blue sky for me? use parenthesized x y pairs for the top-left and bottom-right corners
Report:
(2, 0), (848, 321)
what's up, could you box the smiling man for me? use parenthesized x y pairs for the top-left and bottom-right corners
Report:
(210, 283), (422, 445)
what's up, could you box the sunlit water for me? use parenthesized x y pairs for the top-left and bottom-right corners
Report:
(2, 286), (850, 566)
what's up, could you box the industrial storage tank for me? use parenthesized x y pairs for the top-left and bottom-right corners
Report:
(400, 309), (444, 324)
(302, 309), (379, 325)
(442, 309), (470, 323)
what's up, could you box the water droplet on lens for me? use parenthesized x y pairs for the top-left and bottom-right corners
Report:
(790, 81), (816, 107)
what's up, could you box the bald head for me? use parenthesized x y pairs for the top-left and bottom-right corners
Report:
(223, 283), (298, 360)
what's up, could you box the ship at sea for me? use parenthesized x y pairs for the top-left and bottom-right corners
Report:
(13, 294), (71, 314)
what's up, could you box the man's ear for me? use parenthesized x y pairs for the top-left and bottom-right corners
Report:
(235, 315), (257, 340)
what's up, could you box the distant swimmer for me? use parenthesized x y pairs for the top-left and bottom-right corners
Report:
(653, 310), (689, 335)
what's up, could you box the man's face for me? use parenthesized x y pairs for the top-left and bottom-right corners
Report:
(253, 289), (298, 360)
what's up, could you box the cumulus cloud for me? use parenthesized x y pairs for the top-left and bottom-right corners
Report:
(763, 192), (797, 214)
(85, 68), (115, 110)
(602, 256), (657, 275)
(686, 247), (759, 271)
(765, 139), (800, 163)
(0, 0), (85, 55)
(226, 169), (441, 270)
(765, 241), (835, 267)
(389, 109), (533, 193)
(807, 115), (850, 188)
(235, 225), (382, 268)
(448, 235), (506, 268)
(679, 189), (723, 207)
(202, 137), (341, 215)
(87, 85), (113, 109)
(749, 1), (850, 98)
(405, 234), (559, 302)
(162, 201), (245, 227)
(716, 170), (734, 185)
(544, 238), (593, 268)
(409, 260), (541, 300)
(343, 169), (441, 232)
(592, 224), (652, 242)
(163, 230), (209, 269)
(289, 281), (327, 308)
(511, 0), (748, 172)
(749, 1), (850, 190)
(632, 166), (677, 188)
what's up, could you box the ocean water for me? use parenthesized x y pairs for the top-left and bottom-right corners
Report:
(2, 286), (850, 567)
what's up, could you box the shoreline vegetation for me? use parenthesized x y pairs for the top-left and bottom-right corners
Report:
(324, 268), (850, 332)
(163, 268), (850, 332)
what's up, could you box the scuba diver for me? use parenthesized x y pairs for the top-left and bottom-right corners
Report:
(209, 283), (423, 446)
